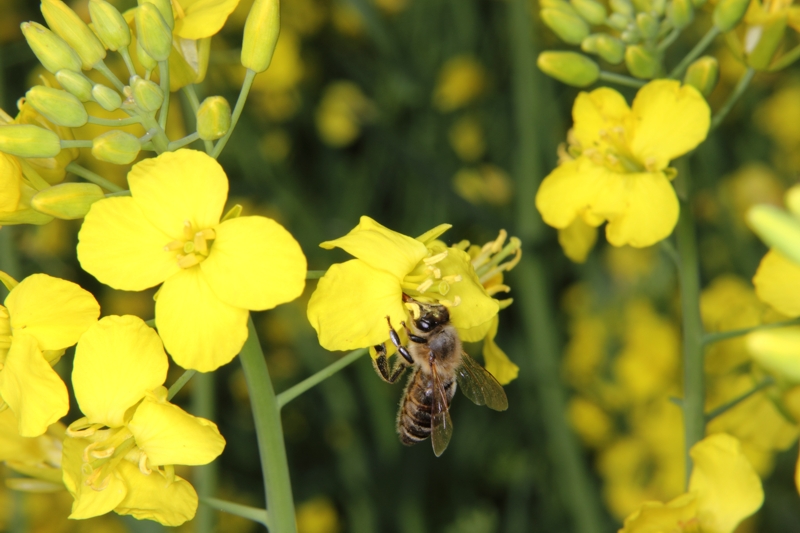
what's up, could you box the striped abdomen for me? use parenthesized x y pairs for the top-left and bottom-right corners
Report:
(397, 367), (457, 446)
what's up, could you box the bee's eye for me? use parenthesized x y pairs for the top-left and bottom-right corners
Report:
(417, 319), (433, 331)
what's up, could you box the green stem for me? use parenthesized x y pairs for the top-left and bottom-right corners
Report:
(306, 270), (326, 280)
(158, 61), (170, 130)
(183, 85), (214, 153)
(119, 47), (136, 78)
(660, 239), (679, 268)
(193, 372), (218, 533)
(66, 162), (124, 193)
(201, 498), (268, 526)
(93, 60), (126, 92)
(703, 317), (800, 344)
(211, 69), (256, 159)
(657, 27), (682, 52)
(60, 140), (93, 149)
(167, 369), (197, 400)
(705, 377), (775, 423)
(139, 114), (170, 154)
(710, 67), (755, 130)
(168, 132), (201, 151)
(277, 349), (368, 408)
(239, 316), (296, 533)
(668, 26), (721, 79)
(88, 115), (143, 127)
(598, 71), (647, 88)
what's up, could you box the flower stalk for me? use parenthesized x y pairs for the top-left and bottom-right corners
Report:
(211, 69), (256, 159)
(277, 348), (368, 408)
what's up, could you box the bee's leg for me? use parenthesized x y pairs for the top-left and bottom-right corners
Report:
(400, 321), (427, 344)
(372, 342), (408, 384)
(386, 316), (414, 364)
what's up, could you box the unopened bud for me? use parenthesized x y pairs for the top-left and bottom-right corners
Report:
(0, 125), (61, 158)
(537, 51), (599, 87)
(136, 3), (172, 62)
(89, 0), (131, 51)
(56, 69), (93, 101)
(610, 0), (634, 17)
(25, 86), (88, 128)
(136, 40), (158, 71)
(196, 96), (232, 141)
(748, 17), (787, 70)
(21, 22), (82, 74)
(40, 0), (106, 69)
(668, 0), (694, 29)
(92, 130), (141, 164)
(131, 76), (164, 112)
(636, 13), (659, 39)
(684, 56), (718, 96)
(140, 0), (174, 30)
(570, 0), (607, 24)
(747, 205), (800, 266)
(582, 34), (625, 64)
(241, 0), (281, 73)
(31, 182), (104, 219)
(625, 45), (661, 79)
(607, 13), (630, 30)
(541, 8), (591, 45)
(713, 0), (749, 31)
(651, 0), (667, 16)
(621, 27), (641, 43)
(92, 84), (122, 111)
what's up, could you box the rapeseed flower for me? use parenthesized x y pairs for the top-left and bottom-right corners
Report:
(63, 315), (225, 525)
(536, 80), (710, 248)
(77, 149), (306, 371)
(0, 272), (99, 437)
(0, 409), (65, 492)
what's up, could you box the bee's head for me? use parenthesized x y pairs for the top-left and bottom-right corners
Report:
(405, 296), (450, 332)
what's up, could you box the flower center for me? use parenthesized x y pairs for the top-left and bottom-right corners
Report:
(401, 249), (462, 307)
(164, 220), (216, 269)
(575, 126), (656, 174)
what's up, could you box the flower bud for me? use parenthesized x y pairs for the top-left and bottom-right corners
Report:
(625, 45), (661, 79)
(25, 86), (88, 128)
(88, 0), (131, 51)
(241, 0), (281, 73)
(610, 0), (634, 17)
(537, 51), (599, 87)
(650, 0), (667, 16)
(691, 0), (707, 7)
(570, 0), (607, 24)
(582, 34), (625, 64)
(636, 13), (659, 39)
(92, 130), (141, 164)
(747, 17), (787, 70)
(684, 56), (718, 96)
(31, 182), (104, 220)
(713, 0), (749, 31)
(136, 3), (172, 62)
(197, 96), (232, 141)
(140, 0), (174, 30)
(131, 76), (164, 112)
(541, 8), (591, 45)
(40, 0), (106, 69)
(55, 69), (93, 101)
(136, 39), (159, 71)
(607, 13), (630, 30)
(621, 27), (641, 43)
(0, 125), (61, 158)
(20, 21), (82, 74)
(747, 205), (800, 265)
(668, 0), (694, 29)
(92, 84), (122, 111)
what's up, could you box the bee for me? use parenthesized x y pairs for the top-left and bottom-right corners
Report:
(372, 294), (508, 456)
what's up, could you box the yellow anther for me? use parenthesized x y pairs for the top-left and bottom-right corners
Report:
(416, 279), (433, 293)
(90, 446), (115, 459)
(439, 295), (461, 307)
(177, 253), (201, 269)
(139, 453), (151, 475)
(429, 266), (442, 279)
(182, 220), (193, 240)
(442, 274), (462, 283)
(645, 156), (658, 171)
(487, 284), (511, 296)
(164, 240), (183, 251)
(423, 250), (448, 265)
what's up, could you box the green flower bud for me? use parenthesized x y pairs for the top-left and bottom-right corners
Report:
(621, 27), (642, 43)
(136, 3), (172, 62)
(25, 86), (88, 128)
(241, 0), (281, 73)
(610, 0), (634, 17)
(131, 76), (164, 112)
(92, 130), (141, 164)
(684, 56), (718, 96)
(668, 0), (694, 29)
(537, 51), (600, 87)
(636, 13), (659, 39)
(607, 13), (630, 30)
(748, 16), (788, 70)
(747, 205), (800, 266)
(570, 0), (607, 24)
(140, 0), (174, 30)
(88, 0), (131, 51)
(92, 84), (122, 111)
(20, 21), (82, 74)
(31, 182), (104, 220)
(582, 34), (625, 64)
(40, 0), (106, 69)
(196, 96), (232, 141)
(136, 39), (159, 71)
(713, 0), (749, 31)
(55, 69), (93, 101)
(625, 45), (662, 78)
(691, 0), (707, 8)
(651, 0), (667, 16)
(0, 125), (61, 158)
(541, 8), (591, 45)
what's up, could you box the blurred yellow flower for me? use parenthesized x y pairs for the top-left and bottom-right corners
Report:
(315, 81), (375, 147)
(558, 217), (598, 263)
(249, 29), (305, 122)
(452, 165), (513, 207)
(296, 496), (341, 533)
(0, 409), (64, 492)
(448, 115), (486, 162)
(720, 163), (784, 231)
(568, 396), (614, 448)
(432, 55), (487, 112)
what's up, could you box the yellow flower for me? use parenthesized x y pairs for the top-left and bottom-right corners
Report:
(63, 315), (225, 525)
(558, 217), (598, 263)
(619, 434), (763, 533)
(0, 272), (99, 437)
(77, 149), (307, 371)
(452, 165), (514, 207)
(0, 409), (65, 492)
(432, 55), (487, 112)
(535, 80), (710, 248)
(315, 81), (375, 147)
(307, 216), (499, 351)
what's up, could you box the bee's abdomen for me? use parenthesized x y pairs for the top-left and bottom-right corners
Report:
(397, 369), (455, 446)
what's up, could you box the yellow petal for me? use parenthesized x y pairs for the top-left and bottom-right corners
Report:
(320, 216), (428, 280)
(128, 150), (227, 239)
(752, 249), (800, 316)
(415, 223), (452, 244)
(73, 316), (168, 427)
(535, 158), (610, 229)
(747, 327), (800, 382)
(458, 315), (493, 343)
(5, 273), (99, 350)
(115, 461), (198, 526)
(481, 315), (518, 385)
(156, 267), (248, 371)
(558, 217), (598, 263)
(619, 493), (698, 533)
(62, 437), (127, 519)
(689, 433), (764, 533)
(174, 0), (240, 39)
(431, 247), (499, 330)
(0, 331), (68, 437)
(0, 410), (49, 463)
(128, 391), (225, 466)
(201, 216), (306, 310)
(77, 197), (180, 291)
(0, 154), (21, 213)
(629, 80), (711, 171)
(571, 87), (631, 150)
(307, 260), (406, 351)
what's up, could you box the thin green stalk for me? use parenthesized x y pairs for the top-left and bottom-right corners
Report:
(168, 369), (197, 400)
(710, 67), (755, 130)
(704, 317), (800, 344)
(193, 372), (218, 533)
(239, 316), (296, 533)
(705, 377), (775, 423)
(158, 61), (170, 130)
(93, 60), (126, 92)
(66, 162), (125, 193)
(139, 114), (170, 153)
(211, 69), (256, 159)
(668, 26), (721, 79)
(60, 140), (93, 149)
(660, 239), (680, 268)
(182, 85), (214, 153)
(104, 190), (132, 197)
(119, 47), (137, 77)
(88, 115), (143, 127)
(168, 132), (201, 151)
(306, 270), (326, 280)
(598, 71), (647, 88)
(657, 27), (682, 52)
(201, 498), (268, 526)
(277, 349), (368, 408)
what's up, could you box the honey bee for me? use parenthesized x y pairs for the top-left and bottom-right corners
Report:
(372, 294), (508, 456)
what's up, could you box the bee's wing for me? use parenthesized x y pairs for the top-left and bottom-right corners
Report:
(430, 362), (453, 457)
(455, 351), (509, 411)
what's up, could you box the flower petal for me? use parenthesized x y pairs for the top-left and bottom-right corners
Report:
(571, 87), (631, 150)
(115, 461), (198, 527)
(558, 217), (598, 263)
(320, 216), (428, 279)
(5, 273), (99, 350)
(747, 327), (800, 382)
(0, 154), (21, 213)
(629, 80), (711, 171)
(0, 331), (68, 437)
(201, 216), (306, 310)
(77, 196), (180, 291)
(174, 0), (240, 39)
(307, 260), (406, 351)
(429, 247), (499, 330)
(752, 250), (800, 317)
(535, 158), (610, 229)
(156, 267), (248, 372)
(62, 437), (127, 520)
(73, 316), (168, 428)
(128, 150), (228, 239)
(128, 391), (225, 466)
(415, 223), (452, 244)
(481, 315), (519, 385)
(619, 493), (698, 533)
